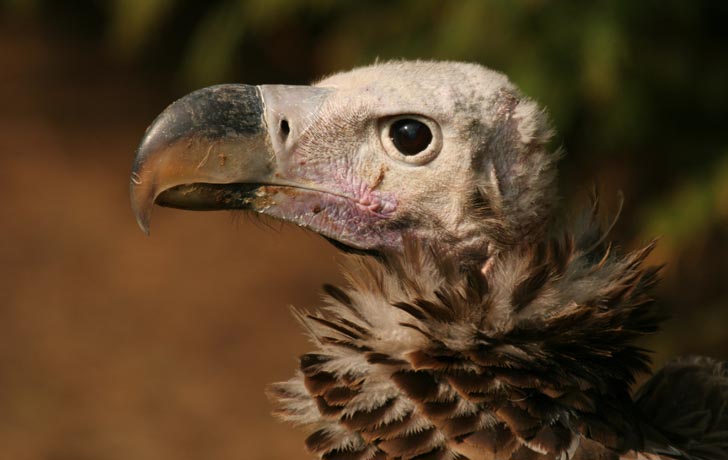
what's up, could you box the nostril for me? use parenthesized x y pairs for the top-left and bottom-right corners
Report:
(280, 119), (290, 138)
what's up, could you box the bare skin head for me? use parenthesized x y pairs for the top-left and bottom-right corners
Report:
(131, 61), (557, 262)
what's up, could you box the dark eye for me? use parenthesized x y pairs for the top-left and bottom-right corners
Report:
(389, 119), (433, 155)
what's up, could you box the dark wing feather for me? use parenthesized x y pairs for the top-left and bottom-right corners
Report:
(635, 356), (728, 460)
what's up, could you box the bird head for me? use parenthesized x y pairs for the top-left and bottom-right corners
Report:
(131, 61), (557, 260)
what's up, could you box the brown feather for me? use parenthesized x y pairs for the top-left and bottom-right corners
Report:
(457, 424), (516, 454)
(377, 427), (439, 459)
(341, 399), (397, 431)
(391, 370), (440, 402)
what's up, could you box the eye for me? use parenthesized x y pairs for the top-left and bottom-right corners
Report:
(389, 119), (432, 155)
(379, 115), (442, 165)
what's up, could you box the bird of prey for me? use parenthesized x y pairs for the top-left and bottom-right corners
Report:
(130, 61), (728, 460)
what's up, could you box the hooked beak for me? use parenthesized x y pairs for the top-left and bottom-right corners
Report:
(130, 84), (330, 234)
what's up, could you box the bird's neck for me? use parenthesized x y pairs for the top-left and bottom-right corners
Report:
(271, 225), (661, 459)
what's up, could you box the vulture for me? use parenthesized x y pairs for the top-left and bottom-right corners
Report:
(130, 61), (728, 460)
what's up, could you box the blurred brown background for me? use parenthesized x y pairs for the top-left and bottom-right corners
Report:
(1, 1), (727, 459)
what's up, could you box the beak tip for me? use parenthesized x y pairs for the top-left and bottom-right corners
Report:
(132, 204), (152, 236)
(138, 221), (151, 236)
(130, 179), (154, 236)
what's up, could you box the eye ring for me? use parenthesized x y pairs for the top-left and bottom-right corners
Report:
(379, 115), (442, 165)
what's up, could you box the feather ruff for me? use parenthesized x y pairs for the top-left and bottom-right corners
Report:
(264, 200), (724, 460)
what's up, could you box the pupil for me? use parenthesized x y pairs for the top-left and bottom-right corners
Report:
(390, 119), (432, 155)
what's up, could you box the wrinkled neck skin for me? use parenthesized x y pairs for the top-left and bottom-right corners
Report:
(270, 207), (662, 460)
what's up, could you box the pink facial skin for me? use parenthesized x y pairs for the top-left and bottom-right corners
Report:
(253, 184), (401, 251)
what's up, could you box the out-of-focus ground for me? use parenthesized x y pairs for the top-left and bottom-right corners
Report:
(0, 21), (341, 460)
(1, 2), (727, 460)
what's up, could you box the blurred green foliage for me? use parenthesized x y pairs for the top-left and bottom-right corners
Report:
(643, 155), (728, 253)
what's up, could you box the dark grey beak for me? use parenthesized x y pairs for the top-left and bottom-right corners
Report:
(130, 83), (337, 234)
(130, 84), (277, 234)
